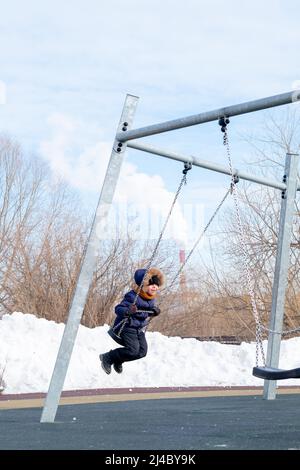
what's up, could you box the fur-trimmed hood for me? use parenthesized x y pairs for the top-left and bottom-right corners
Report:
(133, 267), (165, 290)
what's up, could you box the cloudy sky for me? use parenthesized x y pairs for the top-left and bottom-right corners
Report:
(0, 0), (299, 248)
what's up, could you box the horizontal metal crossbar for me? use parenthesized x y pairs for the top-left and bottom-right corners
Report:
(127, 140), (287, 191)
(118, 90), (300, 142)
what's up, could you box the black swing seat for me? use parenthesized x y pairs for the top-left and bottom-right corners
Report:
(107, 327), (125, 346)
(253, 366), (300, 380)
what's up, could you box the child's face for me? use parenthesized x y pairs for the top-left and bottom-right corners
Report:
(146, 284), (159, 295)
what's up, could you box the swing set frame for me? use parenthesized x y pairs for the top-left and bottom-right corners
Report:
(41, 89), (300, 423)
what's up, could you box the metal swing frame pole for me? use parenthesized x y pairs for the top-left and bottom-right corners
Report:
(263, 153), (299, 400)
(40, 94), (139, 423)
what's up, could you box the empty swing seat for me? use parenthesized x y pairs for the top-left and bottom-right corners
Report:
(253, 366), (300, 380)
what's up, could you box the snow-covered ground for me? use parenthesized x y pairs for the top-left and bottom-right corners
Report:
(1, 312), (300, 394)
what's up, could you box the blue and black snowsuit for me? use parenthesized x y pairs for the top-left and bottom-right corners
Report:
(109, 290), (155, 365)
(107, 268), (164, 367)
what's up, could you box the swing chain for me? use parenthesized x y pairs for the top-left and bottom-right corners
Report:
(260, 323), (300, 336)
(220, 118), (266, 366)
(132, 160), (193, 303)
(164, 186), (231, 294)
(112, 162), (193, 338)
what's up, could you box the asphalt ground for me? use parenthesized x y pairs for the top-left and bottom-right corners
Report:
(1, 387), (300, 454)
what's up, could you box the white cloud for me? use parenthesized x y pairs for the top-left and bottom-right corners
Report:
(39, 113), (111, 191)
(39, 113), (191, 243)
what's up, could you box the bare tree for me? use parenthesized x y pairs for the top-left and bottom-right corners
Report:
(0, 135), (86, 320)
(197, 108), (300, 340)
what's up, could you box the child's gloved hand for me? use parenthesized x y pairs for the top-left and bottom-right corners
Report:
(151, 306), (161, 317)
(125, 304), (137, 316)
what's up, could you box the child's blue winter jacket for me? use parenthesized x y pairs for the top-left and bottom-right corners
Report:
(114, 290), (156, 330)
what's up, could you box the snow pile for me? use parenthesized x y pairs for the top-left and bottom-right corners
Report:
(1, 312), (300, 394)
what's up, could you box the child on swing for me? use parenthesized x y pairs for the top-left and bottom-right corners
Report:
(100, 267), (164, 374)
